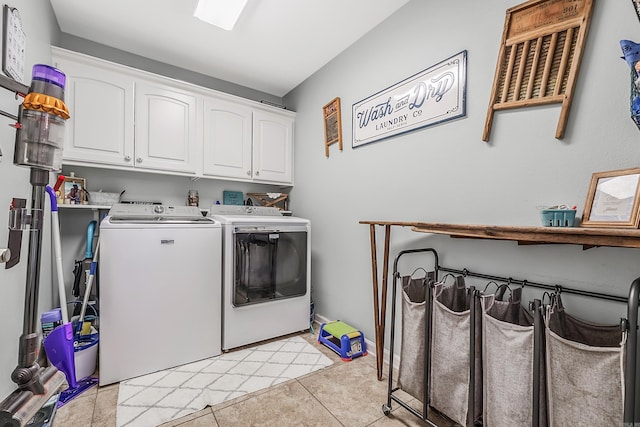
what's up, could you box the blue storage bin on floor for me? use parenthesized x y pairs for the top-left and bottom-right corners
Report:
(318, 321), (367, 361)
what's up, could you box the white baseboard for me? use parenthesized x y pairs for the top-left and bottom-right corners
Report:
(313, 313), (400, 371)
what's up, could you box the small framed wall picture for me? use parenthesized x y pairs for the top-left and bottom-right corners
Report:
(63, 175), (87, 205)
(581, 168), (640, 228)
(323, 97), (343, 157)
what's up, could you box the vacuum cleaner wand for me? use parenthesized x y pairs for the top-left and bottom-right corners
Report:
(0, 171), (65, 427)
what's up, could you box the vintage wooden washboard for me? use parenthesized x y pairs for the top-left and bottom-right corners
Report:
(483, 0), (594, 142)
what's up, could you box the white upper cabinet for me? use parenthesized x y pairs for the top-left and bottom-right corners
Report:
(202, 97), (252, 180)
(53, 51), (135, 167)
(253, 110), (293, 184)
(134, 82), (197, 174)
(52, 47), (294, 184)
(202, 98), (294, 185)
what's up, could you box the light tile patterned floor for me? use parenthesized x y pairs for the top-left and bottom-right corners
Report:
(53, 330), (456, 427)
(116, 336), (333, 426)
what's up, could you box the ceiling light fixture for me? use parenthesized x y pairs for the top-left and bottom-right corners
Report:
(194, 0), (248, 31)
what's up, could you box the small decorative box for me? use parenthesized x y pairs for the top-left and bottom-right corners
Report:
(223, 190), (244, 205)
(540, 209), (577, 227)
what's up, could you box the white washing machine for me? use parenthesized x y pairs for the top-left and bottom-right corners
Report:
(209, 205), (310, 351)
(99, 204), (222, 386)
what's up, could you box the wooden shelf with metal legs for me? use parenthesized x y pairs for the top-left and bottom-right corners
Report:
(360, 220), (640, 381)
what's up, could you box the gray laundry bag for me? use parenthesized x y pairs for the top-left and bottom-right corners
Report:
(545, 294), (626, 427)
(428, 276), (482, 426)
(397, 275), (429, 402)
(482, 288), (546, 427)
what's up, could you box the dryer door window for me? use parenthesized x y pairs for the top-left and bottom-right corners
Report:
(233, 230), (307, 307)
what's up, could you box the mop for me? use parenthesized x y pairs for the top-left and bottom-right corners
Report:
(45, 184), (99, 407)
(56, 238), (101, 408)
(42, 179), (78, 389)
(42, 183), (99, 408)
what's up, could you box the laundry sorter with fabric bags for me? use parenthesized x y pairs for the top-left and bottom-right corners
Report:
(382, 247), (639, 426)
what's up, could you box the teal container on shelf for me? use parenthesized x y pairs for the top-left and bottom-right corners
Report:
(540, 209), (577, 227)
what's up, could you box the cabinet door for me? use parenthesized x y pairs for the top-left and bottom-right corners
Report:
(135, 82), (197, 174)
(202, 97), (252, 179)
(55, 57), (135, 167)
(252, 110), (293, 184)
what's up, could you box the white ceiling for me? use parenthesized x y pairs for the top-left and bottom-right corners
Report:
(49, 0), (410, 97)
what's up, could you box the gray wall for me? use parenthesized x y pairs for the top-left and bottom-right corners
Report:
(0, 1), (59, 398)
(284, 0), (640, 357)
(56, 33), (284, 107)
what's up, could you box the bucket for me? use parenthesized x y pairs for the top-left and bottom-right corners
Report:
(74, 333), (98, 381)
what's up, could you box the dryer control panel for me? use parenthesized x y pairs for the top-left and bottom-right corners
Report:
(209, 205), (283, 216)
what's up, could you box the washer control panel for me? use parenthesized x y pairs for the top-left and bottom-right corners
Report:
(107, 203), (204, 220)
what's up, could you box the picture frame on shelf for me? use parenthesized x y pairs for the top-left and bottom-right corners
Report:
(63, 175), (87, 205)
(323, 97), (343, 157)
(581, 168), (640, 228)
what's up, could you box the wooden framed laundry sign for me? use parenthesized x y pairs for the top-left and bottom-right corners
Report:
(352, 50), (466, 148)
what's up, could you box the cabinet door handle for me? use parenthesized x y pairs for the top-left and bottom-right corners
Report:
(247, 170), (251, 176)
(136, 157), (143, 163)
(255, 171), (260, 176)
(124, 155), (131, 162)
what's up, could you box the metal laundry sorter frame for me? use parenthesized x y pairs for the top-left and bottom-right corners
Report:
(383, 247), (640, 426)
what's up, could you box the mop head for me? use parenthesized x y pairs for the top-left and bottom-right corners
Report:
(57, 377), (98, 408)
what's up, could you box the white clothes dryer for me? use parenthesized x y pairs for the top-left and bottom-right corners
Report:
(209, 205), (310, 351)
